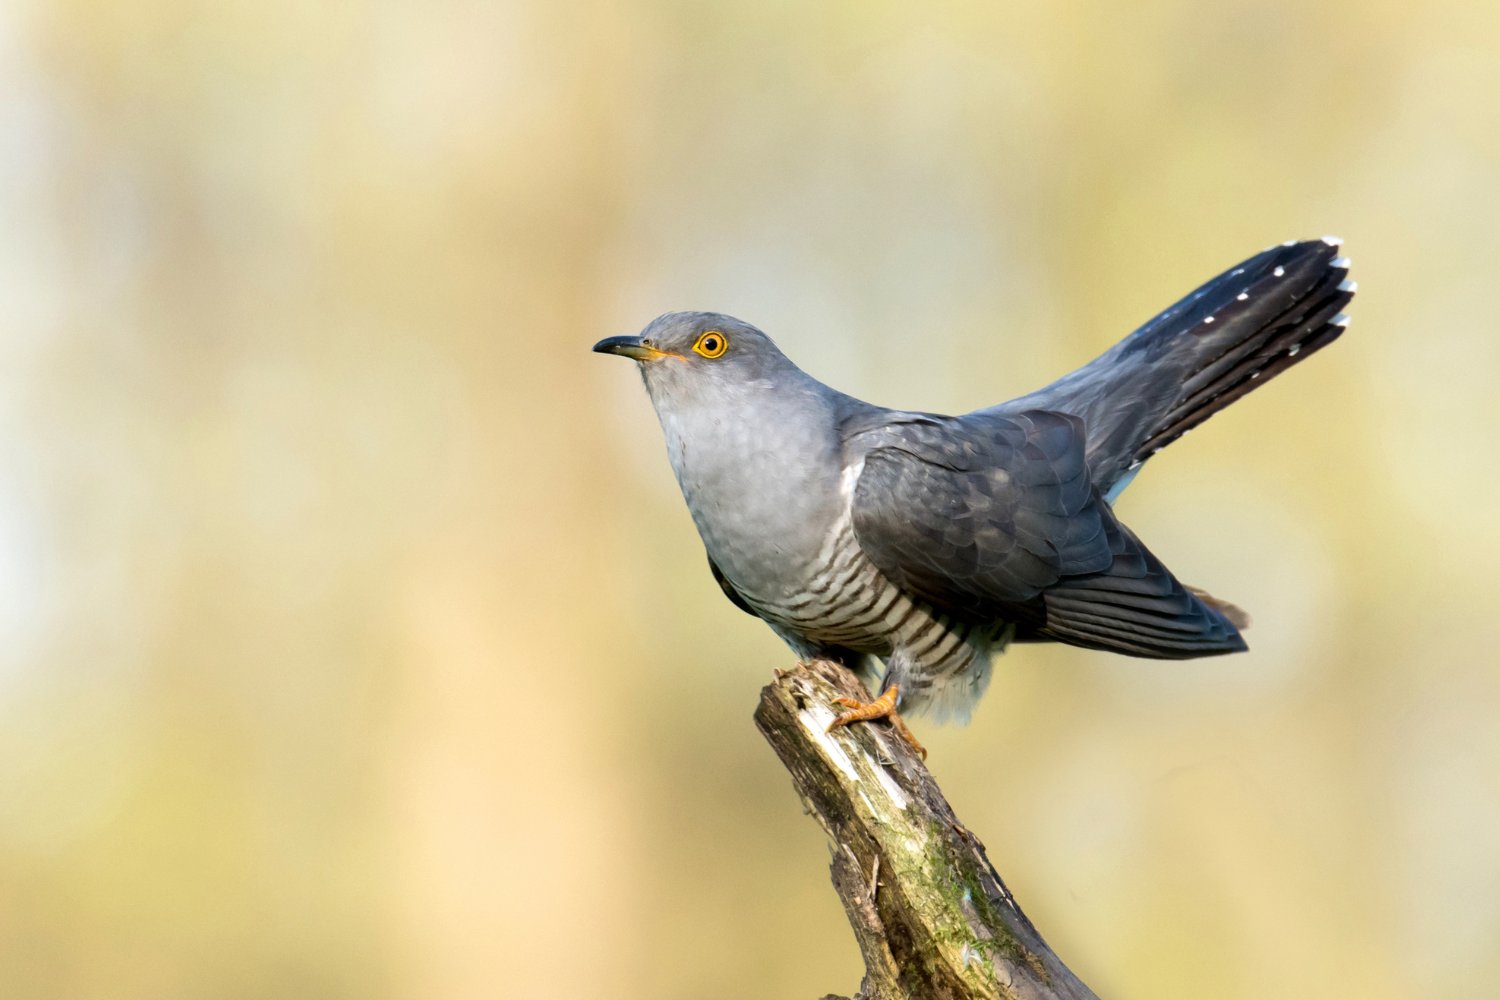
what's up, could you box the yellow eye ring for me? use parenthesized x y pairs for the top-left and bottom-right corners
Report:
(692, 331), (728, 358)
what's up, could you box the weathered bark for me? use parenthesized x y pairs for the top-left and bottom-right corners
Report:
(754, 660), (1100, 1000)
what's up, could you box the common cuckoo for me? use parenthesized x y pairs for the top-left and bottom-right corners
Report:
(595, 239), (1354, 752)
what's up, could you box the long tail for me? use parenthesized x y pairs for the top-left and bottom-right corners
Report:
(992, 238), (1354, 496)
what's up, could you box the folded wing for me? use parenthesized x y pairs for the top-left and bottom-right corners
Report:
(849, 410), (1246, 659)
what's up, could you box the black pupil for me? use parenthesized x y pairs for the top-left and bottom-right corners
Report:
(704, 337), (719, 352)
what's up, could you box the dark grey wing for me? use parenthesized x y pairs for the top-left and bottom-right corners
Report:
(708, 555), (759, 617)
(849, 411), (1109, 618)
(850, 410), (1246, 659)
(1029, 518), (1247, 658)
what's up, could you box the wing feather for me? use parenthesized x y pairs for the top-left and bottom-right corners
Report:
(849, 410), (1246, 658)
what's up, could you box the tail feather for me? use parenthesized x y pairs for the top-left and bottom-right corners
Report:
(1139, 243), (1353, 459)
(989, 238), (1355, 496)
(1187, 585), (1251, 631)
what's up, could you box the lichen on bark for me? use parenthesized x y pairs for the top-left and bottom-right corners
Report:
(754, 660), (1099, 1000)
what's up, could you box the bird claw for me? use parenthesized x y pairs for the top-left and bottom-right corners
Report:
(827, 684), (927, 759)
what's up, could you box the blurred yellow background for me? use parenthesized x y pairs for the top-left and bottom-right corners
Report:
(3, 1), (1498, 998)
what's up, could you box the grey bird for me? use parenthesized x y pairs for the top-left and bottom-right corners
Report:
(595, 239), (1354, 747)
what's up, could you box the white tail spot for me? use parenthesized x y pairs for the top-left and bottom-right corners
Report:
(1332, 313), (1351, 327)
(1321, 234), (1344, 246)
(1273, 266), (1286, 277)
(1289, 343), (1302, 357)
(1249, 370), (1262, 380)
(1204, 315), (1215, 324)
(1331, 256), (1351, 269)
(1339, 278), (1358, 293)
(1236, 291), (1249, 301)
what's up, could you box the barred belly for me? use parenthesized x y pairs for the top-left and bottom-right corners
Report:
(745, 515), (1007, 722)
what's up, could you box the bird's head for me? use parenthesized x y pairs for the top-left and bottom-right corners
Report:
(593, 311), (801, 407)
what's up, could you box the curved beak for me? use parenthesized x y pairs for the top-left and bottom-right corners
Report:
(592, 335), (682, 362)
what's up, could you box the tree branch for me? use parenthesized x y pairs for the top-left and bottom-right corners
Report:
(754, 659), (1100, 1000)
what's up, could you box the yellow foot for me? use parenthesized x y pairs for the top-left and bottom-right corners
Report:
(827, 684), (927, 759)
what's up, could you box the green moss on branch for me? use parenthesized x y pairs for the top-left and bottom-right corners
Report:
(754, 660), (1099, 1000)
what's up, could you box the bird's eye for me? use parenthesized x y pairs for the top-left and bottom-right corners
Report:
(693, 331), (728, 359)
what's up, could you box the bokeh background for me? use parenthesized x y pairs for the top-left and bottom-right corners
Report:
(3, 1), (1499, 998)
